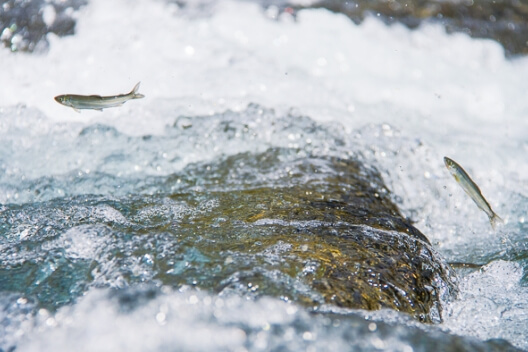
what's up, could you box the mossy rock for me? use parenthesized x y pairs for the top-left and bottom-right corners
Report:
(0, 148), (456, 323)
(154, 149), (457, 323)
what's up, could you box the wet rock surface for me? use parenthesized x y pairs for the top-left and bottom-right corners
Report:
(0, 0), (86, 52)
(0, 146), (456, 323)
(293, 0), (528, 57)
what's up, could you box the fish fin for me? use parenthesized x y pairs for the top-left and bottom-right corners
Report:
(489, 213), (504, 230)
(130, 82), (145, 99)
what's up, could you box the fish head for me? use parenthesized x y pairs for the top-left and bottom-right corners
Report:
(443, 157), (456, 171)
(54, 95), (73, 107)
(444, 157), (462, 180)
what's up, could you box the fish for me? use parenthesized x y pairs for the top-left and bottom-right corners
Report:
(54, 82), (145, 112)
(444, 156), (503, 229)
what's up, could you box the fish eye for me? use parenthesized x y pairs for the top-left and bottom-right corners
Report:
(55, 96), (71, 105)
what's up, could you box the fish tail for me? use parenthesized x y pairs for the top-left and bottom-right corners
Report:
(489, 212), (504, 230)
(130, 82), (145, 99)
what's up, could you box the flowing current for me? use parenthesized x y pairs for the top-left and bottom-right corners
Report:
(0, 0), (527, 351)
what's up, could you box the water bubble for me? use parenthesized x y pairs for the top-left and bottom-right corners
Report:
(42, 5), (56, 27)
(286, 306), (297, 315)
(45, 317), (57, 327)
(372, 337), (384, 349)
(156, 312), (166, 325)
(1, 28), (12, 41)
(402, 345), (413, 352)
(302, 331), (314, 341)
(188, 295), (199, 305)
(16, 297), (27, 305)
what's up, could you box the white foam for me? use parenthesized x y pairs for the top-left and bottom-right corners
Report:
(60, 225), (114, 260)
(1, 0), (526, 137)
(15, 289), (298, 352)
(442, 261), (528, 350)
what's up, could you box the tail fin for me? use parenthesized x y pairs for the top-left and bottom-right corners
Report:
(489, 212), (504, 231)
(130, 82), (145, 99)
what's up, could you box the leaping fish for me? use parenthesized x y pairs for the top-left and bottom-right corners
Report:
(444, 156), (503, 230)
(54, 82), (145, 112)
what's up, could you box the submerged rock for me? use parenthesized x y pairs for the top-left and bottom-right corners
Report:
(0, 147), (456, 323)
(160, 150), (457, 323)
(0, 104), (456, 324)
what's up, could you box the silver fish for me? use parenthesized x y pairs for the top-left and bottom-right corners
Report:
(54, 82), (145, 112)
(444, 156), (503, 229)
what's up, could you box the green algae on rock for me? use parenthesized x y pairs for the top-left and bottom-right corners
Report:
(0, 148), (456, 323)
(157, 151), (456, 323)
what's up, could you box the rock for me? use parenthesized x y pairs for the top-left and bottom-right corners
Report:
(290, 0), (528, 57)
(158, 148), (457, 323)
(0, 107), (456, 323)
(0, 0), (86, 52)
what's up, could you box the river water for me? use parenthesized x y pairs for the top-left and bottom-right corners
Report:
(0, 0), (527, 351)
